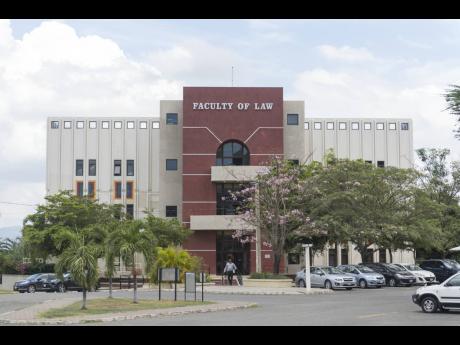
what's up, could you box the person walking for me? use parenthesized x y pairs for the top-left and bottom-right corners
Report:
(223, 258), (237, 286)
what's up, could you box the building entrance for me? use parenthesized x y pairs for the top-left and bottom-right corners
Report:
(216, 231), (251, 275)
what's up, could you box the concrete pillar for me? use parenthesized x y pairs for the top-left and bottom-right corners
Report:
(337, 243), (342, 266)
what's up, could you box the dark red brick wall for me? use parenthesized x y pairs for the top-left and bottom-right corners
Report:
(182, 87), (284, 274)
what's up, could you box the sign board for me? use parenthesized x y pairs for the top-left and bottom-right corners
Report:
(160, 268), (178, 282)
(185, 272), (196, 293)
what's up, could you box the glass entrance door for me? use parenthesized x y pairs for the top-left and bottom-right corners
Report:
(216, 231), (251, 275)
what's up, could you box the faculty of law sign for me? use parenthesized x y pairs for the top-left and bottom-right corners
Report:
(192, 102), (274, 111)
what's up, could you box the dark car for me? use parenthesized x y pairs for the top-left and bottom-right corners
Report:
(61, 273), (100, 292)
(364, 263), (417, 287)
(419, 259), (460, 283)
(13, 273), (64, 293)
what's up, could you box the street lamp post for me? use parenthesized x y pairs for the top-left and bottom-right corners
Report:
(302, 244), (313, 292)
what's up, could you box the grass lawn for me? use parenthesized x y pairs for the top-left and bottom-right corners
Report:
(40, 298), (213, 319)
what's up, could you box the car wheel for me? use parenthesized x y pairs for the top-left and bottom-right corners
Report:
(389, 278), (397, 287)
(58, 284), (66, 293)
(298, 279), (306, 288)
(324, 280), (332, 290)
(421, 296), (439, 313)
(27, 285), (36, 293)
(359, 279), (367, 289)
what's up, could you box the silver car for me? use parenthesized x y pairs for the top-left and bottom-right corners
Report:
(337, 264), (385, 288)
(295, 266), (357, 290)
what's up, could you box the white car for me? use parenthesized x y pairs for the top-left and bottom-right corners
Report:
(394, 263), (437, 285)
(412, 272), (460, 313)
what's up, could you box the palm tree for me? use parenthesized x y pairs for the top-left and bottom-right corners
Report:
(109, 219), (156, 304)
(55, 231), (100, 310)
(445, 85), (460, 138)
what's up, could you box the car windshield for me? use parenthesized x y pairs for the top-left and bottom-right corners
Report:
(404, 264), (422, 271)
(322, 267), (343, 275)
(26, 274), (41, 280)
(357, 266), (374, 273)
(386, 264), (404, 272)
(445, 260), (460, 269)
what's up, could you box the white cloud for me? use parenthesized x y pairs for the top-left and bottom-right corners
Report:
(317, 44), (376, 62)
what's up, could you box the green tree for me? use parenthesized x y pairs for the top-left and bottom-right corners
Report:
(22, 191), (107, 260)
(150, 246), (202, 283)
(143, 212), (192, 247)
(445, 85), (460, 139)
(55, 232), (100, 310)
(109, 219), (157, 303)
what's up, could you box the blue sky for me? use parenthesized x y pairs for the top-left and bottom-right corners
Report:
(1, 19), (460, 237)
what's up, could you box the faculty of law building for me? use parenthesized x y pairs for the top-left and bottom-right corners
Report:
(47, 87), (415, 275)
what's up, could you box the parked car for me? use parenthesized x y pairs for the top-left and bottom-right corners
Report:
(393, 263), (438, 285)
(419, 259), (460, 283)
(295, 266), (357, 290)
(412, 272), (460, 313)
(61, 273), (100, 292)
(364, 263), (417, 287)
(13, 273), (64, 293)
(337, 264), (385, 288)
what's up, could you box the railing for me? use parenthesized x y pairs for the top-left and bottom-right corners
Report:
(98, 275), (145, 290)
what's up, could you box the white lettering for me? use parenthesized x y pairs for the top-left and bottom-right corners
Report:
(237, 103), (245, 110)
(193, 103), (199, 110)
(192, 102), (273, 111)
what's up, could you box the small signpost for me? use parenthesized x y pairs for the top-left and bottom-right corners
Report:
(158, 267), (179, 301)
(184, 272), (196, 301)
(199, 272), (205, 302)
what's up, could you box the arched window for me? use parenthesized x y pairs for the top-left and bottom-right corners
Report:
(216, 140), (250, 166)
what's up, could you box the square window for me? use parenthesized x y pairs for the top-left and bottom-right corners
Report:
(76, 160), (84, 176)
(377, 161), (385, 168)
(114, 181), (122, 199)
(127, 160), (134, 176)
(166, 159), (178, 171)
(114, 121), (122, 129)
(126, 204), (134, 219)
(152, 121), (160, 129)
(364, 122), (372, 130)
(166, 113), (178, 125)
(166, 206), (177, 217)
(304, 122), (309, 130)
(126, 181), (134, 199)
(287, 114), (299, 125)
(140, 121), (147, 129)
(76, 121), (84, 129)
(102, 121), (110, 129)
(76, 181), (84, 197)
(314, 122), (322, 130)
(326, 122), (334, 130)
(339, 122), (347, 130)
(376, 123), (384, 130)
(89, 121), (97, 129)
(88, 181), (95, 198)
(88, 159), (96, 176)
(64, 121), (72, 129)
(127, 121), (135, 129)
(114, 160), (122, 176)
(289, 159), (300, 165)
(365, 160), (372, 164)
(389, 123), (397, 130)
(351, 122), (359, 130)
(51, 121), (59, 129)
(401, 122), (409, 130)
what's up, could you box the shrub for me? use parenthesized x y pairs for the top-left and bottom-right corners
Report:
(249, 272), (290, 280)
(150, 247), (203, 283)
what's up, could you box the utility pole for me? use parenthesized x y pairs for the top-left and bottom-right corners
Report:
(302, 244), (313, 292)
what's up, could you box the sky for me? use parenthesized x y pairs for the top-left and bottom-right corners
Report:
(1, 19), (460, 238)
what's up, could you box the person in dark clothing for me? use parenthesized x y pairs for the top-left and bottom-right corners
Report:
(223, 258), (238, 285)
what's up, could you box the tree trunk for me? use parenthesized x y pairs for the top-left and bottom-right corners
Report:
(81, 289), (87, 310)
(109, 276), (113, 299)
(273, 253), (281, 274)
(388, 250), (393, 263)
(358, 247), (372, 264)
(133, 274), (138, 304)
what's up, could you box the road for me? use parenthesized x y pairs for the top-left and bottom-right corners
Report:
(1, 287), (459, 325)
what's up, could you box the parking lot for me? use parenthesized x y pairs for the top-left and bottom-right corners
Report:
(0, 286), (459, 326)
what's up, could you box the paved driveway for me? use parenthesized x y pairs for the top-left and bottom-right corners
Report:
(1, 287), (459, 325)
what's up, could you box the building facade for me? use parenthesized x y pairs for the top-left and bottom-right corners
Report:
(46, 86), (415, 275)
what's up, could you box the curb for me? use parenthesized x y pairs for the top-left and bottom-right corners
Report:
(0, 302), (258, 325)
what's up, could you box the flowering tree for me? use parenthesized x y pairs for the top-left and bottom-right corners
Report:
(230, 157), (321, 274)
